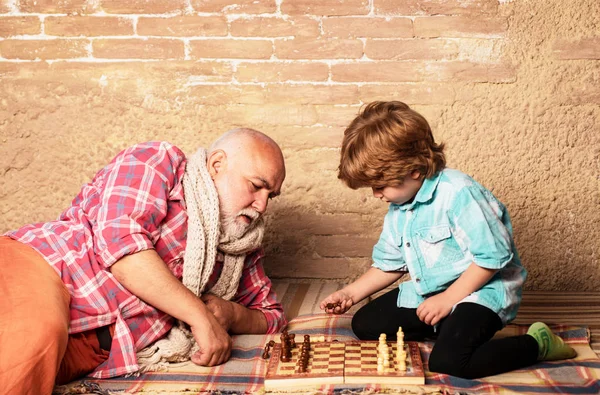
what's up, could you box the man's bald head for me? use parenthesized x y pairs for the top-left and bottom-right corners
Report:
(210, 128), (283, 164)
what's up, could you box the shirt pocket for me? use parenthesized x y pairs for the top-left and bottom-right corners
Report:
(416, 225), (464, 268)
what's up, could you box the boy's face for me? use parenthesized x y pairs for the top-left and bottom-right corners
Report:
(371, 171), (423, 205)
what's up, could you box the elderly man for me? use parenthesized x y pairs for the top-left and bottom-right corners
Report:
(0, 128), (287, 394)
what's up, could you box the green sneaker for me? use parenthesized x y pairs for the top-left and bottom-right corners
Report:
(527, 322), (577, 361)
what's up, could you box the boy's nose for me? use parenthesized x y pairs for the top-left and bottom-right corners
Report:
(372, 188), (382, 198)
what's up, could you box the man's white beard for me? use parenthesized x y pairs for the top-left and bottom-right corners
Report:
(221, 208), (260, 239)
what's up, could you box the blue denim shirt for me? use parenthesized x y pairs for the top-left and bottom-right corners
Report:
(372, 168), (527, 325)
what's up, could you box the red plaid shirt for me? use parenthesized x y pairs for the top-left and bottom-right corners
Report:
(7, 142), (286, 378)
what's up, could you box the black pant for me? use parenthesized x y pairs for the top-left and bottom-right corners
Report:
(352, 288), (539, 379)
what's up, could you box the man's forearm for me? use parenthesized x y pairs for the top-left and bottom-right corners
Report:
(229, 304), (268, 334)
(110, 249), (212, 328)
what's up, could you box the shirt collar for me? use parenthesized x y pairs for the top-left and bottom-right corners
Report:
(392, 170), (443, 211)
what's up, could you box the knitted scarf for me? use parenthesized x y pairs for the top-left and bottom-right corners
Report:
(136, 148), (265, 372)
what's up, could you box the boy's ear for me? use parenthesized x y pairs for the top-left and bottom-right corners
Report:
(410, 170), (422, 180)
(207, 150), (227, 179)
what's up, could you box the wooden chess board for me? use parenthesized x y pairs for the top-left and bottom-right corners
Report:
(264, 340), (424, 390)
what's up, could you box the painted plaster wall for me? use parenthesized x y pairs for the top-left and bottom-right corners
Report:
(0, 0), (598, 290)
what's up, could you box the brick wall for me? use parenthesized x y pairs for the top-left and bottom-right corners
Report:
(1, 0), (599, 290)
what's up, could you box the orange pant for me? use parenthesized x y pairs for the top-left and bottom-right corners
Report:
(0, 237), (109, 395)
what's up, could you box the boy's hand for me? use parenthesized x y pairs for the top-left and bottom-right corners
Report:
(319, 290), (354, 314)
(416, 293), (453, 326)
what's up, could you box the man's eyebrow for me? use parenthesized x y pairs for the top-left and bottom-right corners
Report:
(257, 177), (274, 190)
(257, 177), (281, 197)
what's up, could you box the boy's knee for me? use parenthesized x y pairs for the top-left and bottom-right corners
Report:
(428, 346), (476, 379)
(351, 313), (369, 340)
(428, 347), (453, 375)
(351, 310), (378, 340)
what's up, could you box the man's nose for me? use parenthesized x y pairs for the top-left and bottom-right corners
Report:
(253, 194), (269, 214)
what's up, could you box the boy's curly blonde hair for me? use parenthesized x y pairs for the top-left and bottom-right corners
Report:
(338, 101), (446, 189)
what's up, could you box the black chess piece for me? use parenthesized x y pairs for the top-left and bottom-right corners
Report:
(281, 345), (291, 362)
(262, 345), (270, 359)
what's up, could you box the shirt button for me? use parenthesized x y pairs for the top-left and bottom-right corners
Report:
(406, 242), (411, 247)
(415, 278), (421, 283)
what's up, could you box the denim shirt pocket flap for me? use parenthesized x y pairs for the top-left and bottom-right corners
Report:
(417, 225), (452, 243)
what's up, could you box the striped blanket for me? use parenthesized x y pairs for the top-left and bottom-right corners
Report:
(66, 283), (600, 394)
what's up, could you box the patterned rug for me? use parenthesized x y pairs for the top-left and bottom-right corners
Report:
(61, 314), (599, 395)
(56, 284), (600, 395)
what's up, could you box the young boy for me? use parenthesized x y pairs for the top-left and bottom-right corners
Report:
(320, 101), (576, 379)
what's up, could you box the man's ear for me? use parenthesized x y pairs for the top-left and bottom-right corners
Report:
(207, 150), (227, 179)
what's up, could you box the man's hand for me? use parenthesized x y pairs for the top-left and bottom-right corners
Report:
(416, 292), (453, 326)
(189, 310), (233, 366)
(319, 290), (354, 314)
(201, 294), (237, 331)
(110, 250), (234, 366)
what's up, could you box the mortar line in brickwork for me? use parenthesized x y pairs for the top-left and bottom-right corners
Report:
(50, 58), (187, 63)
(5, 0), (17, 14)
(183, 38), (191, 60)
(184, 0), (194, 15)
(39, 15), (46, 35)
(132, 15), (139, 36)
(84, 40), (93, 58)
(3, 35), (286, 40)
(0, 59), (39, 62)
(182, 81), (369, 87)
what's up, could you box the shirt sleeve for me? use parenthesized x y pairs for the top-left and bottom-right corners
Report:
(372, 210), (407, 272)
(234, 249), (287, 334)
(448, 184), (514, 269)
(93, 142), (186, 268)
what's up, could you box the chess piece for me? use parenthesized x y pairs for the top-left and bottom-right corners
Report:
(262, 344), (270, 359)
(281, 345), (291, 362)
(268, 340), (275, 347)
(289, 333), (296, 348)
